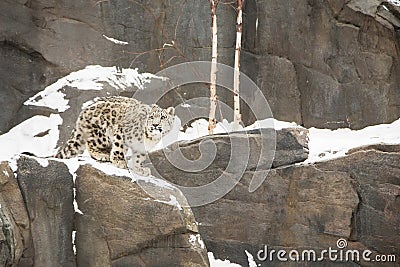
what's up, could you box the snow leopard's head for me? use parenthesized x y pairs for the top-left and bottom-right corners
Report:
(145, 105), (175, 138)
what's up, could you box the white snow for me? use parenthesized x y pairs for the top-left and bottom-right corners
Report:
(3, 170), (9, 177)
(24, 65), (157, 112)
(1, 64), (400, 267)
(171, 116), (400, 164)
(72, 231), (76, 255)
(0, 64), (399, 197)
(245, 250), (257, 267)
(208, 252), (242, 267)
(81, 97), (100, 109)
(388, 0), (400, 7)
(154, 195), (183, 210)
(208, 251), (258, 267)
(72, 188), (83, 215)
(102, 34), (129, 45)
(59, 153), (131, 179)
(189, 234), (205, 249)
(8, 155), (20, 173)
(305, 118), (400, 163)
(180, 103), (191, 108)
(0, 114), (62, 161)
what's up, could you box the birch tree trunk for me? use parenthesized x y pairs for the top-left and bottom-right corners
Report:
(233, 0), (244, 131)
(208, 0), (220, 135)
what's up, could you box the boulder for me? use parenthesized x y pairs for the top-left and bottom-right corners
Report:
(149, 128), (309, 180)
(1, 156), (210, 266)
(16, 156), (76, 267)
(273, 128), (309, 167)
(176, 166), (361, 266)
(74, 164), (209, 267)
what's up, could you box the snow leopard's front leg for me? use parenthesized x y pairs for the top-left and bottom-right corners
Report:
(131, 152), (151, 176)
(110, 127), (128, 169)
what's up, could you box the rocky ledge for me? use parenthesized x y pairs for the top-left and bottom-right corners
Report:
(1, 128), (399, 267)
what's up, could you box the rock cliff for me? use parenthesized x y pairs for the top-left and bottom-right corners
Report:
(1, 0), (400, 132)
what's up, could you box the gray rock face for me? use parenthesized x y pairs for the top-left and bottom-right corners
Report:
(0, 141), (398, 266)
(0, 156), (210, 266)
(149, 128), (309, 179)
(0, 162), (30, 267)
(148, 134), (399, 266)
(1, 0), (400, 133)
(251, 0), (400, 129)
(17, 157), (76, 267)
(75, 164), (209, 267)
(273, 128), (309, 168)
(317, 145), (400, 258)
(0, 41), (62, 134)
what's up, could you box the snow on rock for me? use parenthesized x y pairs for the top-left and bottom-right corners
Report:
(189, 234), (205, 249)
(153, 116), (400, 164)
(154, 195), (183, 210)
(2, 64), (400, 181)
(245, 250), (257, 267)
(0, 114), (62, 161)
(35, 157), (49, 167)
(24, 65), (158, 112)
(388, 0), (400, 6)
(102, 34), (129, 45)
(208, 252), (242, 267)
(305, 118), (400, 163)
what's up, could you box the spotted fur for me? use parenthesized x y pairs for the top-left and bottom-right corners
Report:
(56, 96), (175, 176)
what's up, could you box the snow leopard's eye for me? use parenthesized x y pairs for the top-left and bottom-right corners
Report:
(149, 115), (154, 119)
(161, 115), (166, 119)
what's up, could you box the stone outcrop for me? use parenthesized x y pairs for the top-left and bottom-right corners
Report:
(0, 156), (209, 266)
(0, 128), (399, 266)
(149, 128), (309, 181)
(148, 135), (400, 266)
(75, 164), (209, 267)
(1, 0), (400, 133)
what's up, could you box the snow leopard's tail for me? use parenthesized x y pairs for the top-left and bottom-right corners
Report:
(55, 129), (85, 159)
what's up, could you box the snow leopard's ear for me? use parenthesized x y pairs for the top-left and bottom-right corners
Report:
(166, 107), (175, 115)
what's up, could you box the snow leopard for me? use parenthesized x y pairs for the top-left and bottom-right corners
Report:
(55, 96), (175, 176)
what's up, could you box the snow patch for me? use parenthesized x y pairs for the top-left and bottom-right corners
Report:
(208, 252), (242, 267)
(154, 195), (182, 210)
(73, 188), (83, 215)
(0, 114), (62, 161)
(305, 118), (400, 163)
(188, 234), (205, 249)
(388, 0), (400, 6)
(81, 97), (100, 109)
(102, 34), (129, 45)
(180, 103), (191, 108)
(72, 231), (76, 255)
(57, 158), (84, 215)
(8, 155), (20, 174)
(134, 174), (177, 190)
(59, 153), (131, 178)
(245, 250), (257, 267)
(24, 65), (157, 112)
